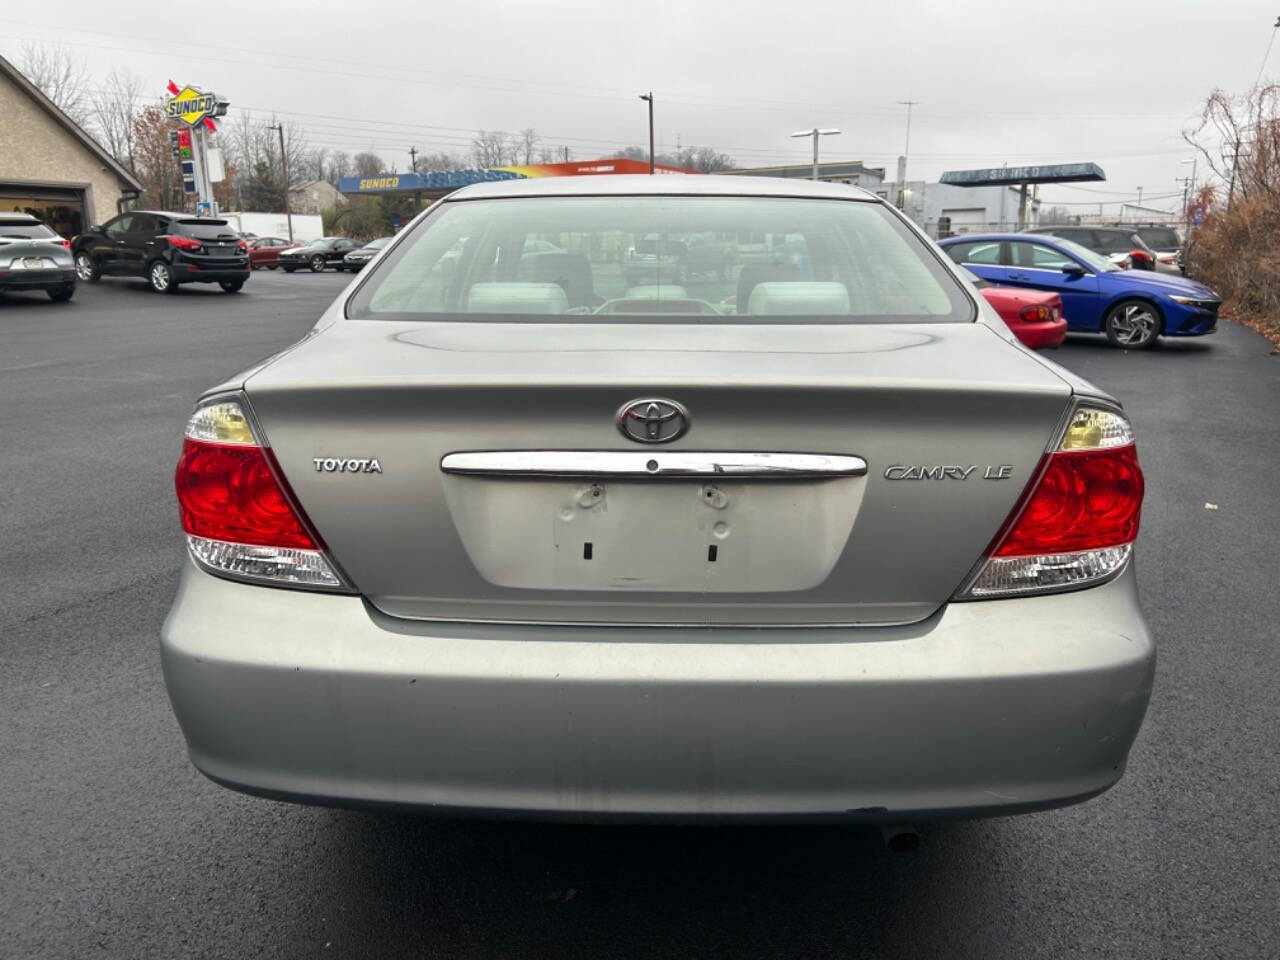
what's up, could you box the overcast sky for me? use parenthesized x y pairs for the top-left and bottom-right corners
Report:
(2, 1), (1272, 213)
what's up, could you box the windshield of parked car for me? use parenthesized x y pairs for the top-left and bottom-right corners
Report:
(1050, 237), (1121, 273)
(348, 196), (974, 323)
(365, 237), (392, 249)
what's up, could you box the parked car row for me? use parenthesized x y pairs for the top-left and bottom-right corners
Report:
(249, 236), (394, 273)
(0, 213), (76, 301)
(940, 232), (1219, 349)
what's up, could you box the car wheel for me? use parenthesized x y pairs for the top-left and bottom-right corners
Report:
(46, 282), (75, 302)
(148, 260), (177, 294)
(310, 255), (326, 272)
(219, 280), (244, 293)
(267, 264), (278, 270)
(283, 265), (296, 273)
(74, 251), (100, 283)
(1104, 300), (1161, 349)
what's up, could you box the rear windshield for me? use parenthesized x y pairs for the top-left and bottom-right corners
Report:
(173, 219), (237, 239)
(347, 196), (974, 323)
(0, 221), (57, 240)
(1135, 227), (1180, 249)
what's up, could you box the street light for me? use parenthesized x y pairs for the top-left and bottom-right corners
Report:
(790, 128), (841, 181)
(639, 92), (655, 174)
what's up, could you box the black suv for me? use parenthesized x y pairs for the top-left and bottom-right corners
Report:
(72, 212), (250, 294)
(1024, 225), (1158, 271)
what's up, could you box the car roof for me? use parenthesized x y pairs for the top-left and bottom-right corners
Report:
(0, 212), (41, 222)
(938, 233), (1057, 243)
(445, 174), (881, 202)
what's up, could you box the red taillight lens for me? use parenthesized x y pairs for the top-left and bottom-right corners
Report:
(59, 239), (71, 248)
(175, 438), (316, 549)
(996, 446), (1143, 556)
(958, 405), (1143, 599)
(167, 235), (202, 251)
(237, 240), (248, 252)
(1020, 304), (1051, 322)
(1130, 249), (1153, 264)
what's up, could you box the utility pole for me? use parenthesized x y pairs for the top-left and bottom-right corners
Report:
(1136, 186), (1143, 210)
(409, 145), (418, 174)
(897, 101), (918, 210)
(639, 92), (655, 174)
(268, 123), (294, 244)
(563, 145), (570, 162)
(790, 127), (841, 181)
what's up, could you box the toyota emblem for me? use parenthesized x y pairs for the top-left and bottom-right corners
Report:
(616, 398), (689, 444)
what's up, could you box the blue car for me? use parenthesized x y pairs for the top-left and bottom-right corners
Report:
(938, 233), (1220, 349)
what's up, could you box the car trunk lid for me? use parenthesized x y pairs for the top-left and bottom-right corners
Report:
(244, 319), (1072, 626)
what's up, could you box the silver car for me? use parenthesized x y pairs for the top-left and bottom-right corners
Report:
(0, 213), (75, 301)
(163, 175), (1153, 821)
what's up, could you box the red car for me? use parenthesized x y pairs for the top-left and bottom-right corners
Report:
(961, 266), (1067, 349)
(247, 237), (292, 270)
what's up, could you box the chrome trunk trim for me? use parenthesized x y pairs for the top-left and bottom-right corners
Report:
(440, 450), (868, 479)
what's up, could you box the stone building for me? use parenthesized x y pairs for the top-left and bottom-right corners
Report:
(288, 179), (346, 216)
(0, 53), (143, 237)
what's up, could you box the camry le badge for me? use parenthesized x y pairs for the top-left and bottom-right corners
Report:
(616, 398), (690, 444)
(884, 464), (1013, 480)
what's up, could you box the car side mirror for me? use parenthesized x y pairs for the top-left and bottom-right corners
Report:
(1061, 263), (1087, 276)
(89, 225), (102, 233)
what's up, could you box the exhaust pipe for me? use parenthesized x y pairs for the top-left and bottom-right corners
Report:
(879, 824), (921, 853)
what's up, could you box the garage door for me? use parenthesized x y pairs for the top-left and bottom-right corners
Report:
(939, 208), (988, 238)
(0, 185), (85, 239)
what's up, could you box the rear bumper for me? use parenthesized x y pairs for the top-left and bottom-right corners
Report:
(172, 256), (249, 283)
(1012, 318), (1068, 349)
(162, 559), (1155, 821)
(0, 267), (75, 289)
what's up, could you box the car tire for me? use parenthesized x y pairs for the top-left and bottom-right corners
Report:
(283, 266), (296, 273)
(267, 264), (278, 270)
(310, 255), (326, 273)
(219, 280), (244, 293)
(1104, 300), (1161, 349)
(46, 282), (75, 302)
(148, 260), (178, 295)
(74, 251), (100, 283)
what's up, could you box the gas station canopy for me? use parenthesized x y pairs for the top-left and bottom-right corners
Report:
(939, 162), (1106, 187)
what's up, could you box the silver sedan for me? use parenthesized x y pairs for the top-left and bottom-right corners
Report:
(163, 175), (1153, 821)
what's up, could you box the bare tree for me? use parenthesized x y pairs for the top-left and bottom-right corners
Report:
(19, 41), (92, 127)
(537, 145), (570, 164)
(326, 151), (352, 186)
(471, 130), (513, 168)
(518, 128), (540, 165)
(90, 68), (145, 168)
(354, 152), (384, 176)
(416, 151), (466, 172)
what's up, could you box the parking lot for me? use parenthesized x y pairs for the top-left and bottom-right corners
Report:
(2, 269), (1278, 959)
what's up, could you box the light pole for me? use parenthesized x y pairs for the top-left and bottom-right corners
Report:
(639, 92), (654, 174)
(790, 128), (841, 181)
(897, 100), (918, 209)
(1180, 157), (1198, 258)
(267, 122), (293, 244)
(1136, 186), (1143, 212)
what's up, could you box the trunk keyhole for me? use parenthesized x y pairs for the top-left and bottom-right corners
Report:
(583, 542), (593, 560)
(707, 545), (718, 562)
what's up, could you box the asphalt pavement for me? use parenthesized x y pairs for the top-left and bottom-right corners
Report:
(2, 270), (1278, 959)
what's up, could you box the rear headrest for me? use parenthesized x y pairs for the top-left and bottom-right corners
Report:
(465, 282), (568, 314)
(624, 284), (689, 299)
(746, 282), (850, 316)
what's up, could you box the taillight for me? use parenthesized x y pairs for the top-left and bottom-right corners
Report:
(957, 404), (1143, 599)
(237, 239), (248, 252)
(167, 235), (202, 251)
(174, 397), (344, 589)
(59, 239), (71, 248)
(1020, 304), (1051, 322)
